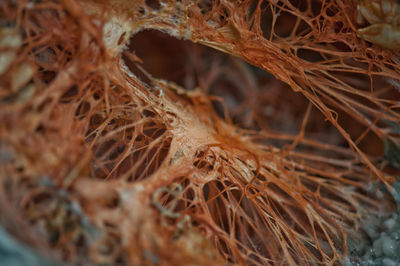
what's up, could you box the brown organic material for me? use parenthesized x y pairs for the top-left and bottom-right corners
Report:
(1, 0), (400, 265)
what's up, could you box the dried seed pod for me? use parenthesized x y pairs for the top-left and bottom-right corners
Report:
(357, 0), (400, 49)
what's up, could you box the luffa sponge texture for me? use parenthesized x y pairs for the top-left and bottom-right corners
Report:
(1, 0), (400, 265)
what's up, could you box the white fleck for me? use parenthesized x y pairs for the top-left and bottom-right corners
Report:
(25, 2), (34, 9)
(12, 62), (34, 92)
(155, 86), (163, 97)
(0, 29), (21, 75)
(184, 30), (192, 40)
(0, 32), (22, 49)
(0, 51), (16, 75)
(17, 83), (36, 103)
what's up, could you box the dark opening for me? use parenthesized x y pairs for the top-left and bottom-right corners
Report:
(125, 30), (309, 133)
(123, 29), (373, 154)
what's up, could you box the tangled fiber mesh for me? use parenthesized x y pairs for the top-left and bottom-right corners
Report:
(1, 0), (400, 265)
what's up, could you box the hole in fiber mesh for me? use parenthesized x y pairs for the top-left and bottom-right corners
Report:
(273, 11), (300, 38)
(60, 86), (78, 103)
(296, 48), (324, 63)
(124, 29), (336, 137)
(145, 0), (160, 10)
(197, 0), (214, 15)
(75, 101), (90, 119)
(125, 30), (204, 89)
(261, 2), (316, 39)
(288, 0), (309, 12)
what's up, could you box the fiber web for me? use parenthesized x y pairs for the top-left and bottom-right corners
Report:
(1, 0), (400, 265)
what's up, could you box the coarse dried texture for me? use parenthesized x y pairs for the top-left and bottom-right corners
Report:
(357, 0), (400, 49)
(82, 0), (400, 182)
(0, 0), (399, 266)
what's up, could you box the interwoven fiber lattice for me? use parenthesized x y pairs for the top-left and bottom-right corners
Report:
(1, 0), (400, 265)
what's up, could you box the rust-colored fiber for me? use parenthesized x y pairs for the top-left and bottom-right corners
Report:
(1, 0), (400, 265)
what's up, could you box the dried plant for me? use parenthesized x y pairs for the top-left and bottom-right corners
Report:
(1, 0), (400, 265)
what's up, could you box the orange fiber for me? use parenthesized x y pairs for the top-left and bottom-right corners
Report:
(1, 0), (400, 265)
